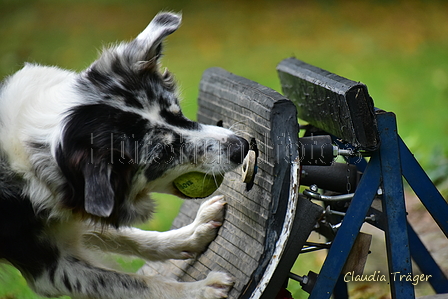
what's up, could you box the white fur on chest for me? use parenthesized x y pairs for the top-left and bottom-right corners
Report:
(0, 64), (80, 174)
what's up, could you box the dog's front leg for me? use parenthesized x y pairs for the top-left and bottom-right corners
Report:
(84, 195), (226, 260)
(33, 255), (233, 299)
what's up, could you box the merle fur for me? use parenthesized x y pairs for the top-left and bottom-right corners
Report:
(0, 12), (247, 299)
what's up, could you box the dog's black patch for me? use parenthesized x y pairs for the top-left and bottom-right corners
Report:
(85, 66), (145, 110)
(0, 12), (244, 298)
(56, 103), (149, 224)
(62, 271), (72, 292)
(82, 46), (177, 112)
(48, 261), (58, 285)
(75, 279), (82, 292)
(160, 109), (199, 130)
(99, 276), (106, 287)
(0, 187), (60, 280)
(143, 131), (184, 182)
(153, 13), (180, 27)
(56, 102), (198, 225)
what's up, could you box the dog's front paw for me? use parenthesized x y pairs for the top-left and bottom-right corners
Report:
(193, 195), (226, 230)
(148, 195), (226, 260)
(182, 195), (226, 258)
(200, 271), (234, 299)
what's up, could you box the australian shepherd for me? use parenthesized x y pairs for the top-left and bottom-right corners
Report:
(0, 12), (248, 299)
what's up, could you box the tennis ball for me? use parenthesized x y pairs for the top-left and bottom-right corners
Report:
(173, 172), (224, 198)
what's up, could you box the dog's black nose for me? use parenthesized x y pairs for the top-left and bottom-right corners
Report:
(228, 136), (249, 164)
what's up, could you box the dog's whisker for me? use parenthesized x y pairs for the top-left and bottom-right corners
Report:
(227, 121), (244, 131)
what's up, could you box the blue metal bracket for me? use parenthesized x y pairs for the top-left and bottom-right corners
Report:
(399, 138), (448, 237)
(377, 112), (415, 297)
(308, 150), (381, 299)
(276, 57), (447, 298)
(308, 111), (448, 298)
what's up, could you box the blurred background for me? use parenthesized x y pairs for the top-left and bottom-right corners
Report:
(1, 0), (447, 298)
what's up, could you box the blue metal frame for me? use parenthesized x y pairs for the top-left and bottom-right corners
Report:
(399, 138), (448, 237)
(407, 222), (448, 293)
(308, 150), (381, 299)
(307, 111), (448, 298)
(377, 112), (415, 297)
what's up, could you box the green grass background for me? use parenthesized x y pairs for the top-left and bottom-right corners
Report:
(1, 0), (447, 298)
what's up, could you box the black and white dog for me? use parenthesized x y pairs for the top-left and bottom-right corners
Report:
(0, 12), (248, 299)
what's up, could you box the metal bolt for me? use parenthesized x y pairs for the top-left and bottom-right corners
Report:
(333, 145), (339, 157)
(377, 187), (383, 196)
(289, 272), (305, 283)
(302, 275), (309, 285)
(365, 214), (376, 222)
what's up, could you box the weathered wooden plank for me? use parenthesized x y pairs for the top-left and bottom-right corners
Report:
(193, 253), (221, 274)
(221, 172), (274, 198)
(219, 224), (264, 257)
(198, 91), (272, 123)
(200, 74), (282, 108)
(277, 57), (379, 151)
(219, 187), (266, 211)
(197, 107), (273, 143)
(140, 67), (300, 299)
(209, 240), (256, 273)
(224, 209), (266, 241)
(221, 174), (273, 197)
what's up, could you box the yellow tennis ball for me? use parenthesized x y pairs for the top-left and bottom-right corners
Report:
(173, 172), (224, 198)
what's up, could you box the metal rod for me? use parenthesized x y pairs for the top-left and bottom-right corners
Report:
(301, 241), (332, 253)
(301, 246), (327, 254)
(303, 188), (355, 202)
(304, 241), (332, 248)
(289, 272), (305, 283)
(324, 207), (346, 217)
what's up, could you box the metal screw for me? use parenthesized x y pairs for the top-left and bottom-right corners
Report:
(377, 187), (383, 196)
(365, 214), (376, 222)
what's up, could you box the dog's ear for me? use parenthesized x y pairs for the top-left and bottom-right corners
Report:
(82, 161), (115, 218)
(56, 146), (116, 218)
(86, 12), (180, 80)
(133, 12), (182, 63)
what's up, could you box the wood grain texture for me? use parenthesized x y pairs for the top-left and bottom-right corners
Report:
(140, 67), (301, 298)
(277, 57), (379, 151)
